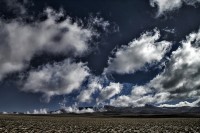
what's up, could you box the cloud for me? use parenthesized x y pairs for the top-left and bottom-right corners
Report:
(150, 0), (183, 17)
(77, 77), (103, 103)
(163, 28), (176, 34)
(62, 104), (94, 114)
(77, 75), (123, 105)
(109, 28), (200, 107)
(0, 7), (97, 80)
(25, 111), (30, 114)
(159, 98), (200, 107)
(2, 112), (8, 114)
(184, 0), (200, 5)
(109, 85), (170, 107)
(22, 59), (90, 102)
(97, 82), (123, 104)
(150, 0), (200, 17)
(131, 85), (151, 96)
(104, 29), (171, 74)
(1, 0), (27, 15)
(33, 108), (48, 114)
(88, 15), (110, 32)
(63, 107), (94, 114)
(110, 29), (200, 107)
(149, 29), (200, 100)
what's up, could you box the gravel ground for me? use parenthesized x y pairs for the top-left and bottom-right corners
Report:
(0, 115), (200, 133)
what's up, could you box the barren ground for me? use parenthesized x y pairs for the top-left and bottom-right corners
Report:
(0, 115), (200, 133)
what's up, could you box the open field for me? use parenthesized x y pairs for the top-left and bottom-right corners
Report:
(0, 115), (200, 133)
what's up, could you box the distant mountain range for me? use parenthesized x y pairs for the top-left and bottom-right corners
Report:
(103, 105), (200, 115)
(1, 105), (200, 116)
(49, 104), (200, 116)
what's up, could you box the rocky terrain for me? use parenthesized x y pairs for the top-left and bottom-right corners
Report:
(0, 115), (200, 132)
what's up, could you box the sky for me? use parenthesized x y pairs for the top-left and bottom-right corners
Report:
(0, 0), (200, 113)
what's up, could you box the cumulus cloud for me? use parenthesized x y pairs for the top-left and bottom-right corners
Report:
(131, 86), (151, 96)
(77, 77), (103, 103)
(25, 111), (30, 114)
(109, 85), (170, 107)
(110, 29), (200, 107)
(33, 108), (48, 114)
(64, 107), (94, 114)
(2, 112), (8, 114)
(77, 75), (123, 105)
(22, 59), (90, 102)
(0, 7), (97, 80)
(97, 82), (123, 104)
(62, 104), (94, 114)
(150, 0), (200, 17)
(149, 29), (200, 100)
(104, 29), (171, 74)
(150, 0), (182, 16)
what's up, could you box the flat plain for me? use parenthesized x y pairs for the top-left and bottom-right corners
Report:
(0, 115), (200, 133)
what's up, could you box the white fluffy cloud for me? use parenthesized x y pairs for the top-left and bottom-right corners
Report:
(149, 29), (200, 100)
(150, 0), (182, 16)
(150, 0), (200, 16)
(2, 112), (8, 114)
(77, 75), (124, 104)
(110, 29), (200, 107)
(62, 105), (95, 114)
(77, 77), (103, 103)
(97, 82), (123, 103)
(131, 85), (151, 96)
(104, 29), (171, 74)
(110, 85), (170, 107)
(22, 59), (90, 102)
(0, 8), (96, 80)
(33, 108), (48, 114)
